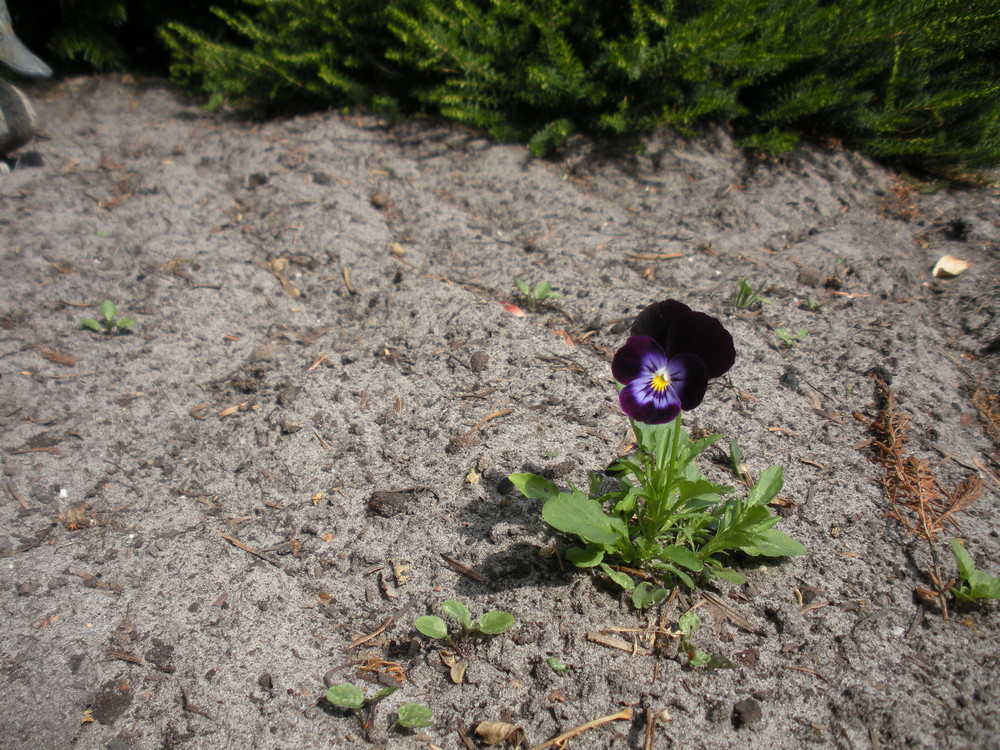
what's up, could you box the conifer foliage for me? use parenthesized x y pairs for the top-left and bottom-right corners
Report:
(158, 0), (999, 171)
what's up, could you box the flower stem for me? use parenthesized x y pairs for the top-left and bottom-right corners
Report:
(637, 415), (683, 539)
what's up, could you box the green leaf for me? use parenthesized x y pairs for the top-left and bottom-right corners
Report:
(564, 544), (605, 568)
(370, 685), (398, 703)
(478, 610), (515, 635)
(515, 279), (530, 297)
(99, 300), (117, 322)
(659, 545), (703, 571)
(508, 473), (559, 501)
(546, 656), (569, 675)
(441, 600), (472, 630)
(612, 488), (639, 515)
(325, 683), (365, 710)
(542, 490), (625, 546)
(656, 563), (694, 589)
(711, 568), (747, 585)
(707, 653), (738, 670)
(952, 540), (1000, 600)
(600, 563), (634, 591)
(631, 419), (675, 465)
(678, 611), (700, 635)
(681, 433), (725, 463)
(677, 478), (726, 500)
(747, 465), (784, 506)
(81, 318), (102, 332)
(968, 571), (1000, 600)
(688, 650), (711, 668)
(728, 439), (744, 472)
(397, 702), (433, 729)
(951, 539), (975, 582)
(414, 615), (449, 640)
(631, 581), (668, 610)
(533, 281), (551, 299)
(739, 528), (806, 558)
(116, 317), (136, 329)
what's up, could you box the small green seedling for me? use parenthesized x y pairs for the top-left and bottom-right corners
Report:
(324, 683), (398, 735)
(81, 300), (136, 335)
(546, 655), (570, 675)
(804, 294), (822, 312)
(950, 539), (1000, 605)
(414, 599), (515, 645)
(395, 703), (434, 731)
(677, 611), (712, 668)
(515, 279), (562, 312)
(731, 278), (770, 309)
(775, 328), (808, 347)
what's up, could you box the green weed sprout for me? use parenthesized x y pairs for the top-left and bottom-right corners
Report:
(804, 294), (822, 312)
(325, 683), (417, 735)
(81, 300), (136, 335)
(546, 656), (570, 675)
(731, 279), (770, 309)
(950, 540), (1000, 605)
(414, 599), (515, 645)
(515, 279), (562, 312)
(677, 611), (710, 668)
(395, 703), (434, 731)
(775, 328), (808, 347)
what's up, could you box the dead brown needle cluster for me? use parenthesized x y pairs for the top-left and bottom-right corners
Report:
(870, 376), (983, 616)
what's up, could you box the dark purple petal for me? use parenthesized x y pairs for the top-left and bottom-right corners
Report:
(611, 335), (666, 385)
(667, 352), (708, 410)
(619, 378), (682, 424)
(631, 300), (735, 379)
(631, 300), (693, 343)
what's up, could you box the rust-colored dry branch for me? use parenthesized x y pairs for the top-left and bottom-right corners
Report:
(870, 376), (970, 543)
(349, 617), (392, 648)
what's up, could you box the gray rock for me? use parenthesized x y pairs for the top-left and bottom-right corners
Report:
(0, 0), (50, 155)
(0, 80), (37, 154)
(1, 0), (52, 77)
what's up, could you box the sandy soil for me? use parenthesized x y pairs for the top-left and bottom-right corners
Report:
(1, 75), (998, 750)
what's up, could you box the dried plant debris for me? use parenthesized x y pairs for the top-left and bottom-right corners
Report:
(869, 374), (984, 615)
(969, 381), (1000, 454)
(869, 375), (981, 542)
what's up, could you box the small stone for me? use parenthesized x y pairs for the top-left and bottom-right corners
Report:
(779, 367), (800, 390)
(796, 268), (822, 287)
(0, 81), (39, 155)
(90, 679), (133, 726)
(470, 351), (489, 372)
(732, 697), (762, 729)
(368, 491), (410, 517)
(257, 673), (273, 691)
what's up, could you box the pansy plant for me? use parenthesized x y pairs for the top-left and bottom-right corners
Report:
(510, 300), (805, 606)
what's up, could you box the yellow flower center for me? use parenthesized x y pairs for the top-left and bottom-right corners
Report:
(651, 369), (670, 392)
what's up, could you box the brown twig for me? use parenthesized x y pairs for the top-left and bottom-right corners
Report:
(4, 480), (30, 510)
(462, 409), (513, 440)
(439, 553), (485, 582)
(527, 708), (633, 750)
(218, 532), (281, 567)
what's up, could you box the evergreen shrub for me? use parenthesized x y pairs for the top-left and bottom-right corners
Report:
(19, 0), (1000, 172)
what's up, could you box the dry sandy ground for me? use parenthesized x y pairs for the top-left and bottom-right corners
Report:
(1, 75), (998, 750)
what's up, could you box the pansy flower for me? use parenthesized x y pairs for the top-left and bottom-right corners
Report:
(612, 300), (735, 424)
